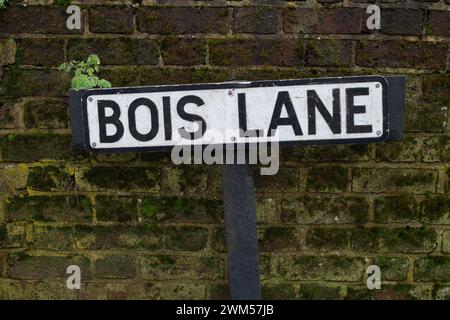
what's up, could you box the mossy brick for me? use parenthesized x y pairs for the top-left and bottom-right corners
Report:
(373, 257), (408, 281)
(426, 11), (450, 37)
(380, 9), (423, 36)
(67, 38), (159, 66)
(159, 165), (210, 193)
(209, 283), (228, 299)
(0, 6), (83, 34)
(5, 195), (92, 223)
(94, 255), (136, 279)
(277, 255), (365, 281)
(136, 7), (230, 34)
(259, 227), (300, 252)
(27, 166), (73, 191)
(420, 195), (450, 223)
(77, 282), (161, 300)
(374, 196), (419, 223)
(7, 254), (91, 280)
(305, 40), (353, 67)
(209, 38), (304, 67)
(283, 7), (364, 34)
(82, 166), (160, 191)
(32, 225), (74, 251)
(98, 66), (141, 87)
(0, 223), (25, 248)
(23, 99), (69, 129)
(0, 134), (75, 162)
(284, 144), (370, 162)
(379, 227), (437, 253)
(18, 38), (64, 67)
(254, 167), (300, 192)
(160, 37), (206, 66)
(352, 168), (437, 194)
(422, 136), (450, 162)
(345, 285), (432, 300)
(140, 196), (223, 223)
(160, 283), (206, 300)
(89, 7), (135, 34)
(261, 284), (296, 299)
(95, 196), (138, 223)
(164, 226), (208, 251)
(443, 231), (450, 253)
(234, 6), (281, 34)
(356, 41), (448, 69)
(0, 68), (70, 97)
(421, 74), (450, 106)
(433, 286), (450, 300)
(298, 284), (341, 300)
(349, 228), (380, 252)
(414, 257), (450, 282)
(281, 196), (369, 225)
(34, 281), (77, 300)
(0, 280), (34, 300)
(0, 38), (16, 66)
(404, 101), (448, 133)
(73, 225), (162, 250)
(0, 98), (19, 128)
(305, 227), (349, 252)
(140, 255), (224, 280)
(0, 165), (28, 194)
(212, 227), (226, 253)
(256, 198), (277, 224)
(376, 136), (421, 162)
(306, 166), (349, 192)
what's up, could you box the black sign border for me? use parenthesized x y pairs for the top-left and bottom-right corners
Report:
(74, 75), (392, 154)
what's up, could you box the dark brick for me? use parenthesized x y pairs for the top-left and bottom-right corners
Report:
(0, 6), (83, 34)
(0, 134), (74, 162)
(254, 167), (300, 192)
(356, 41), (448, 69)
(422, 136), (450, 162)
(421, 73), (450, 106)
(234, 7), (281, 34)
(426, 11), (450, 37)
(414, 257), (450, 282)
(285, 143), (370, 162)
(95, 196), (138, 223)
(405, 102), (447, 133)
(374, 196), (419, 223)
(27, 165), (73, 192)
(379, 227), (437, 253)
(137, 7), (230, 34)
(94, 255), (136, 279)
(8, 254), (90, 280)
(89, 7), (134, 34)
(373, 257), (408, 281)
(306, 166), (349, 192)
(0, 223), (25, 248)
(284, 8), (364, 34)
(376, 136), (421, 162)
(306, 227), (349, 252)
(259, 227), (300, 252)
(381, 9), (424, 36)
(346, 285), (429, 300)
(261, 284), (296, 299)
(165, 226), (208, 251)
(23, 99), (69, 129)
(67, 38), (159, 65)
(5, 195), (92, 223)
(160, 37), (206, 66)
(209, 38), (303, 67)
(305, 40), (352, 67)
(421, 195), (450, 223)
(350, 228), (380, 252)
(32, 225), (73, 250)
(298, 284), (341, 300)
(18, 38), (65, 66)
(0, 98), (19, 128)
(212, 227), (226, 253)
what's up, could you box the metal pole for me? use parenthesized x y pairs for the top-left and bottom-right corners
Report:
(222, 163), (261, 300)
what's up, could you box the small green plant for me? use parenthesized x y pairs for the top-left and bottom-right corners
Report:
(59, 54), (112, 91)
(0, 0), (8, 10)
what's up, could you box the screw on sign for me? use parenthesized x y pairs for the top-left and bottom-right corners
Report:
(69, 76), (405, 299)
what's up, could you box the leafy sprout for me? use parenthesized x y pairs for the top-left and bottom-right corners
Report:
(59, 54), (112, 91)
(0, 0), (8, 10)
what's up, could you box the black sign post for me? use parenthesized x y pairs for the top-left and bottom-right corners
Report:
(69, 75), (405, 300)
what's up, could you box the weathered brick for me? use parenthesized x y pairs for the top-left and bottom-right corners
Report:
(352, 168), (437, 194)
(404, 102), (448, 133)
(254, 167), (300, 192)
(0, 38), (16, 65)
(256, 198), (278, 224)
(284, 144), (370, 162)
(349, 228), (380, 252)
(234, 7), (281, 34)
(137, 7), (230, 34)
(414, 257), (450, 281)
(259, 227), (300, 252)
(381, 9), (424, 36)
(281, 196), (368, 225)
(8, 254), (90, 280)
(0, 280), (34, 300)
(346, 284), (432, 300)
(376, 136), (422, 162)
(306, 166), (349, 192)
(89, 7), (134, 34)
(159, 283), (206, 300)
(160, 37), (206, 66)
(443, 231), (450, 253)
(76, 282), (161, 300)
(32, 225), (73, 250)
(422, 136), (450, 162)
(305, 227), (349, 252)
(421, 73), (450, 106)
(67, 38), (159, 65)
(0, 134), (75, 162)
(284, 8), (364, 34)
(0, 6), (82, 34)
(433, 285), (450, 300)
(212, 227), (226, 253)
(421, 195), (450, 223)
(18, 38), (64, 66)
(305, 40), (352, 67)
(160, 165), (212, 193)
(209, 38), (303, 67)
(95, 196), (138, 223)
(262, 283), (296, 299)
(356, 41), (447, 69)
(141, 255), (224, 280)
(35, 281), (77, 300)
(0, 165), (28, 194)
(5, 195), (92, 223)
(0, 98), (19, 128)
(426, 11), (450, 37)
(373, 257), (409, 281)
(374, 196), (419, 223)
(0, 223), (25, 248)
(94, 255), (136, 279)
(298, 284), (341, 300)
(23, 99), (70, 129)
(27, 165), (73, 191)
(277, 255), (365, 281)
(164, 226), (209, 251)
(379, 227), (437, 253)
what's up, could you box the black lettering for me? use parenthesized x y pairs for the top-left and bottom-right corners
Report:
(163, 96), (172, 141)
(128, 98), (159, 141)
(98, 100), (124, 143)
(307, 89), (341, 135)
(346, 87), (372, 134)
(177, 95), (207, 140)
(268, 91), (302, 136)
(238, 93), (262, 138)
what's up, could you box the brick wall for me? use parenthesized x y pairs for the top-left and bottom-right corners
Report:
(0, 0), (449, 300)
